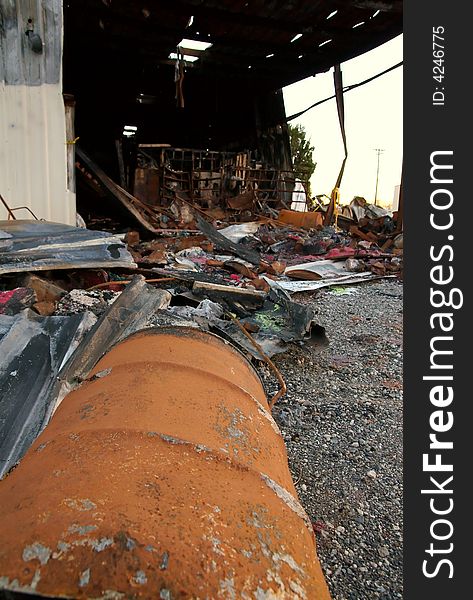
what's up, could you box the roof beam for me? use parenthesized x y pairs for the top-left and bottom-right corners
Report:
(352, 1), (401, 12)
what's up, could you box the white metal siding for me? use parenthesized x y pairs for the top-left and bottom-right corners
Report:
(0, 83), (74, 223)
(0, 0), (75, 224)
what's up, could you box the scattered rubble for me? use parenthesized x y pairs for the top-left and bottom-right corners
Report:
(0, 287), (36, 315)
(1, 171), (402, 598)
(0, 194), (402, 454)
(55, 289), (120, 316)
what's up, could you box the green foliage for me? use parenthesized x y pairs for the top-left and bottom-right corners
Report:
(288, 124), (316, 195)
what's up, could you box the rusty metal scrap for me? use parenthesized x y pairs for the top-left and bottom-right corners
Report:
(0, 327), (330, 599)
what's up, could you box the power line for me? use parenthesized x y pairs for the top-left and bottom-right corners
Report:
(286, 61), (403, 122)
(373, 148), (385, 206)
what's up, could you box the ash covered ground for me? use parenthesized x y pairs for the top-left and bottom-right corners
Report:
(259, 279), (403, 600)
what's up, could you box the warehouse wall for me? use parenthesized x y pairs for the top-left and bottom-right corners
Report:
(0, 0), (75, 224)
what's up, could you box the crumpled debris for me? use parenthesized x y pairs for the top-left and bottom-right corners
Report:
(55, 289), (120, 316)
(345, 258), (366, 273)
(218, 222), (260, 243)
(169, 299), (224, 328)
(0, 288), (36, 315)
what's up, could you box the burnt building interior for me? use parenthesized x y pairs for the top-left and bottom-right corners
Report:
(62, 0), (402, 229)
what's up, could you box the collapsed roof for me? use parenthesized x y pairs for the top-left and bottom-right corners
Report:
(65, 0), (402, 90)
(63, 1), (402, 157)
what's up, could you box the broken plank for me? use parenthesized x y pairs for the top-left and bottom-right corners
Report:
(76, 147), (160, 234)
(193, 281), (266, 308)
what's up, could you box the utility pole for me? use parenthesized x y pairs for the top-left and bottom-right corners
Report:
(374, 148), (385, 206)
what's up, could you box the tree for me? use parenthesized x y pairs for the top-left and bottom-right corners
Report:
(288, 124), (316, 195)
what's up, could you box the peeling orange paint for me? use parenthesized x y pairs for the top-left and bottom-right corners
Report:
(0, 328), (331, 599)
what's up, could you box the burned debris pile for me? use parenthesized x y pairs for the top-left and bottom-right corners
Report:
(0, 150), (402, 478)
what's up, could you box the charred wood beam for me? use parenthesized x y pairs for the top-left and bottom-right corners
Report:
(352, 1), (401, 12)
(195, 214), (262, 266)
(64, 15), (400, 87)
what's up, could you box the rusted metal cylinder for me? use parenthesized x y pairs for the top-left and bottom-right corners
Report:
(0, 327), (331, 599)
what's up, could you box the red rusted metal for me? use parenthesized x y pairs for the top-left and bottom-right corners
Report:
(0, 327), (331, 599)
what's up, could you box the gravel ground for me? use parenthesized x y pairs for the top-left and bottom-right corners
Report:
(260, 279), (403, 600)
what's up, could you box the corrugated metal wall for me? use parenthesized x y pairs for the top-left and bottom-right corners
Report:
(0, 83), (75, 223)
(0, 0), (75, 224)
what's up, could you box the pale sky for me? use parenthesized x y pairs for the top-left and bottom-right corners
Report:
(283, 34), (403, 208)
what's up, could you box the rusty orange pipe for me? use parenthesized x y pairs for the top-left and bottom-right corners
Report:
(0, 327), (330, 599)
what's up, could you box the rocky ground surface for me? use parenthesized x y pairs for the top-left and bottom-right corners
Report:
(259, 279), (403, 600)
